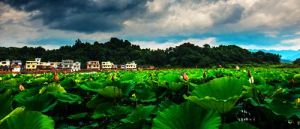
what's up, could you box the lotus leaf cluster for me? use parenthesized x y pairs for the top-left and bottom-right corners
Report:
(185, 77), (247, 113)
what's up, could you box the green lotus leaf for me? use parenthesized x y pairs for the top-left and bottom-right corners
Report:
(293, 74), (300, 85)
(0, 79), (19, 91)
(119, 72), (135, 81)
(132, 87), (157, 102)
(158, 73), (185, 91)
(67, 112), (88, 120)
(0, 90), (13, 119)
(121, 105), (156, 123)
(39, 83), (66, 94)
(48, 92), (82, 104)
(106, 105), (134, 118)
(92, 103), (133, 119)
(264, 98), (300, 118)
(86, 95), (106, 109)
(117, 81), (135, 97)
(152, 102), (221, 129)
(157, 100), (176, 111)
(98, 86), (122, 98)
(0, 109), (55, 129)
(56, 125), (78, 129)
(222, 122), (258, 129)
(0, 107), (25, 124)
(254, 84), (274, 95)
(14, 89), (57, 112)
(91, 102), (113, 119)
(78, 81), (106, 92)
(185, 77), (246, 113)
(253, 76), (266, 85)
(26, 77), (49, 87)
(60, 78), (76, 89)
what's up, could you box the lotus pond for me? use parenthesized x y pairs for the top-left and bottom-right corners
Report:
(1, 68), (300, 129)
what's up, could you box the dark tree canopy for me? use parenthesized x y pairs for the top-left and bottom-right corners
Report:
(0, 38), (281, 68)
(293, 58), (300, 65)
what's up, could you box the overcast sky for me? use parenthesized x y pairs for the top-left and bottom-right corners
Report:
(1, 0), (300, 50)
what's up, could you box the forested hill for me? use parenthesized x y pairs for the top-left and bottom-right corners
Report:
(0, 38), (280, 68)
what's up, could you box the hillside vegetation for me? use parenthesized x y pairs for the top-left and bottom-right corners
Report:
(0, 38), (280, 68)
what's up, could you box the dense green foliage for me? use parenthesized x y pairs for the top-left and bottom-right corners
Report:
(293, 58), (300, 65)
(1, 68), (300, 128)
(0, 38), (280, 67)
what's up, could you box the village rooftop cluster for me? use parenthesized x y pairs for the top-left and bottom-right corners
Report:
(0, 58), (139, 73)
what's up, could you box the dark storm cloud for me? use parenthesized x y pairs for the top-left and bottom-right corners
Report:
(211, 4), (245, 25)
(2, 0), (149, 33)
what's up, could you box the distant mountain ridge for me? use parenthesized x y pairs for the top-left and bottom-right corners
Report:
(250, 49), (300, 62)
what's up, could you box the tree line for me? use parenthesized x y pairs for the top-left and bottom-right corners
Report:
(0, 37), (281, 68)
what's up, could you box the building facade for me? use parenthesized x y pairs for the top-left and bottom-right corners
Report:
(87, 61), (100, 70)
(72, 62), (81, 72)
(50, 62), (61, 69)
(0, 60), (10, 67)
(101, 61), (114, 69)
(61, 60), (74, 69)
(25, 61), (38, 70)
(125, 61), (137, 69)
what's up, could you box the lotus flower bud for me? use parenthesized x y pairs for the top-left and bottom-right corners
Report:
(295, 98), (300, 107)
(288, 120), (293, 124)
(218, 64), (222, 68)
(247, 70), (252, 78)
(203, 71), (207, 78)
(112, 75), (115, 81)
(182, 73), (189, 81)
(131, 93), (136, 98)
(249, 76), (254, 84)
(236, 66), (240, 70)
(19, 84), (25, 91)
(53, 72), (59, 82)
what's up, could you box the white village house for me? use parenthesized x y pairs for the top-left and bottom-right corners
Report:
(61, 60), (81, 71)
(125, 61), (137, 69)
(25, 58), (41, 70)
(120, 65), (126, 69)
(0, 60), (11, 71)
(35, 58), (42, 65)
(101, 61), (114, 69)
(25, 61), (38, 70)
(87, 61), (100, 70)
(61, 60), (74, 69)
(72, 62), (81, 72)
(0, 60), (10, 67)
(39, 62), (51, 69)
(50, 62), (61, 69)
